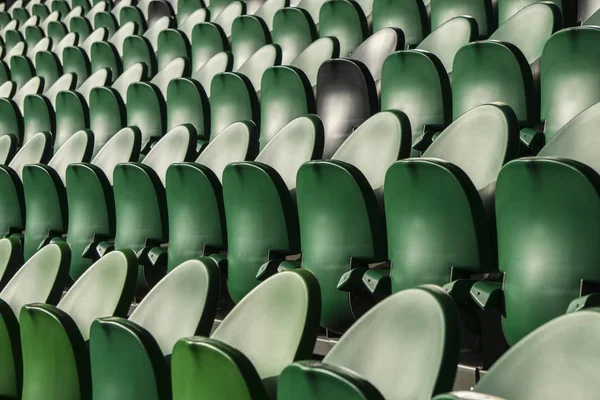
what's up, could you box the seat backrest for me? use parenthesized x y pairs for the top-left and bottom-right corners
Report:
(48, 129), (93, 184)
(212, 0), (244, 37)
(144, 15), (172, 50)
(295, 0), (327, 23)
(381, 50), (450, 147)
(179, 8), (208, 38)
(110, 21), (137, 56)
(157, 29), (190, 71)
(489, 2), (560, 66)
(191, 22), (228, 73)
(372, 0), (428, 46)
(538, 101), (600, 175)
(8, 131), (51, 179)
(473, 309), (600, 399)
(57, 250), (137, 339)
(3, 41), (25, 64)
(191, 51), (232, 91)
(111, 63), (147, 101)
(81, 27), (108, 55)
(52, 32), (78, 62)
(166, 78), (208, 137)
(211, 270), (321, 379)
(0, 242), (69, 317)
(44, 73), (76, 107)
(236, 44), (281, 91)
(318, 0), (368, 57)
(196, 120), (257, 182)
(316, 58), (377, 158)
(424, 103), (519, 191)
(129, 258), (220, 354)
(91, 126), (142, 185)
(332, 110), (411, 192)
(324, 285), (459, 399)
(289, 37), (338, 88)
(259, 66), (314, 150)
(78, 67), (111, 103)
(430, 0), (494, 37)
(12, 76), (43, 110)
(231, 16), (270, 71)
(350, 28), (404, 86)
(255, 115), (323, 190)
(126, 82), (165, 150)
(26, 36), (51, 60)
(150, 56), (189, 97)
(142, 124), (196, 185)
(541, 27), (600, 142)
(452, 41), (536, 125)
(416, 16), (477, 74)
(272, 8), (318, 65)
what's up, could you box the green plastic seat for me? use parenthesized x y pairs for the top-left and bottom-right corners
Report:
(93, 10), (118, 36)
(62, 27), (108, 85)
(288, 110), (411, 332)
(166, 78), (209, 140)
(46, 21), (68, 45)
(3, 41), (26, 66)
(23, 25), (43, 47)
(9, 55), (34, 90)
(380, 49), (450, 151)
(190, 22), (228, 73)
(50, 0), (71, 17)
(4, 31), (25, 54)
(122, 34), (157, 76)
(110, 0), (132, 23)
(177, 0), (206, 26)
(191, 50), (232, 90)
(259, 65), (314, 149)
(156, 28), (190, 71)
(66, 127), (141, 280)
(111, 125), (196, 295)
(50, 31), (78, 63)
(119, 5), (147, 32)
(69, 16), (93, 42)
(143, 16), (173, 51)
(489, 2), (561, 73)
(0, 135), (17, 165)
(438, 309), (600, 400)
(151, 56), (189, 96)
(316, 58), (377, 158)
(236, 43), (281, 90)
(90, 258), (219, 400)
(279, 285), (459, 400)
(0, 76), (44, 144)
(288, 37), (338, 88)
(319, 0), (368, 56)
(373, 0), (428, 46)
(62, 5), (85, 27)
(0, 242), (69, 400)
(172, 269), (321, 400)
(165, 120), (256, 271)
(539, 27), (600, 143)
(452, 41), (536, 126)
(209, 72), (258, 140)
(178, 8), (209, 39)
(53, 68), (111, 151)
(211, 0), (244, 37)
(416, 16), (477, 74)
(126, 82), (165, 151)
(272, 7), (317, 64)
(224, 116), (321, 301)
(19, 250), (137, 400)
(231, 16), (270, 71)
(21, 130), (93, 260)
(90, 21), (139, 81)
(430, 0), (494, 37)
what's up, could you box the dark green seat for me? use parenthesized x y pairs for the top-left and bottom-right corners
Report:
(150, 56), (190, 97)
(49, 31), (78, 63)
(416, 16), (477, 74)
(156, 29), (190, 71)
(119, 5), (147, 32)
(66, 127), (141, 281)
(62, 27), (108, 85)
(430, 0), (494, 37)
(93, 10), (118, 36)
(19, 250), (137, 400)
(190, 22), (228, 74)
(122, 34), (158, 77)
(0, 76), (44, 144)
(259, 65), (314, 149)
(90, 21), (139, 81)
(284, 110), (411, 332)
(279, 285), (459, 400)
(171, 269), (321, 400)
(69, 16), (93, 42)
(126, 82), (165, 152)
(190, 51), (233, 91)
(372, 0), (428, 47)
(54, 68), (111, 151)
(435, 309), (600, 400)
(499, 0), (565, 25)
(9, 55), (34, 90)
(272, 7), (317, 64)
(0, 242), (69, 400)
(90, 258), (220, 400)
(224, 116), (321, 302)
(0, 135), (17, 165)
(288, 37), (338, 89)
(231, 15), (270, 71)
(21, 130), (93, 261)
(316, 58), (377, 158)
(143, 15), (173, 52)
(110, 125), (196, 295)
(211, 0), (245, 37)
(34, 50), (62, 88)
(319, 0), (368, 56)
(165, 121), (257, 271)
(23, 25), (43, 47)
(380, 49), (450, 152)
(166, 78), (209, 140)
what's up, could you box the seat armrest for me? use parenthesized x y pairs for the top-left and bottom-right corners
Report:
(278, 360), (385, 400)
(362, 268), (391, 297)
(256, 250), (299, 281)
(519, 127), (544, 153)
(337, 267), (368, 292)
(277, 259), (301, 272)
(469, 281), (503, 310)
(433, 391), (507, 400)
(443, 279), (479, 304)
(82, 237), (114, 261)
(567, 293), (600, 313)
(412, 125), (442, 153)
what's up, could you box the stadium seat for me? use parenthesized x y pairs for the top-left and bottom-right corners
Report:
(66, 127), (141, 281)
(120, 5), (147, 32)
(0, 76), (44, 144)
(62, 27), (109, 85)
(19, 250), (137, 400)
(435, 309), (600, 400)
(272, 7), (317, 64)
(319, 0), (368, 56)
(190, 50), (232, 91)
(316, 59), (377, 158)
(165, 121), (256, 274)
(278, 285), (459, 400)
(231, 15), (271, 70)
(156, 29), (190, 71)
(430, 0), (494, 37)
(90, 21), (139, 81)
(147, 0), (174, 28)
(0, 242), (69, 399)
(90, 258), (220, 400)
(224, 115), (322, 302)
(470, 100), (600, 346)
(177, 8), (208, 39)
(380, 49), (450, 152)
(171, 269), (321, 399)
(372, 0), (428, 47)
(21, 130), (93, 260)
(189, 22), (228, 75)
